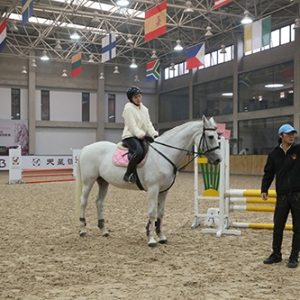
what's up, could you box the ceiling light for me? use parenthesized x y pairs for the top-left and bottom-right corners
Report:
(184, 1), (194, 13)
(222, 92), (233, 97)
(265, 83), (284, 88)
(116, 0), (129, 7)
(31, 59), (37, 67)
(9, 21), (18, 32)
(88, 55), (95, 63)
(220, 44), (226, 54)
(205, 26), (213, 37)
(294, 18), (300, 29)
(169, 63), (175, 71)
(40, 50), (49, 61)
(134, 75), (140, 82)
(70, 31), (80, 40)
(113, 66), (120, 74)
(151, 50), (158, 59)
(126, 34), (134, 44)
(130, 59), (137, 68)
(21, 66), (27, 74)
(92, 11), (100, 23)
(62, 69), (68, 77)
(99, 72), (105, 79)
(174, 39), (183, 51)
(241, 10), (253, 24)
(55, 40), (62, 50)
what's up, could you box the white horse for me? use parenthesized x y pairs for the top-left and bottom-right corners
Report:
(75, 116), (222, 247)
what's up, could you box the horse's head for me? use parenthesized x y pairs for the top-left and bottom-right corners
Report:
(196, 116), (222, 165)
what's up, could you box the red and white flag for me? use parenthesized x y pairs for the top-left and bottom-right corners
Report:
(214, 0), (232, 9)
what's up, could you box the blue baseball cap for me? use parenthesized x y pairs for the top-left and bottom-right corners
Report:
(278, 124), (297, 134)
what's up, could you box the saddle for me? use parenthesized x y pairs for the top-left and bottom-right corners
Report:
(113, 141), (149, 167)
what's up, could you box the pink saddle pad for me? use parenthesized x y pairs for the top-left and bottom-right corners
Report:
(113, 148), (146, 167)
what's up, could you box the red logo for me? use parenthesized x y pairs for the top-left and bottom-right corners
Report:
(291, 154), (297, 160)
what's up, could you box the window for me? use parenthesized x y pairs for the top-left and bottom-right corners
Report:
(41, 90), (50, 121)
(108, 94), (115, 122)
(82, 92), (90, 122)
(11, 88), (20, 120)
(281, 25), (290, 45)
(238, 61), (294, 112)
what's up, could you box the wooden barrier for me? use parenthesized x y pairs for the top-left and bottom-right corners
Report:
(22, 168), (74, 184)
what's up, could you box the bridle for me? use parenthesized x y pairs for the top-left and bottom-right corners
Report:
(198, 126), (220, 155)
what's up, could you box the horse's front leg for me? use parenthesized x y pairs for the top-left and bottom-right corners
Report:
(146, 188), (160, 247)
(96, 178), (109, 237)
(155, 191), (168, 244)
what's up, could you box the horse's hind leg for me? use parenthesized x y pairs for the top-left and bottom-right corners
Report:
(156, 192), (168, 244)
(79, 182), (94, 237)
(95, 177), (109, 237)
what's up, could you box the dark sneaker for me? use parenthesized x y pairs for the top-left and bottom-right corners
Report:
(263, 253), (282, 264)
(123, 173), (136, 183)
(287, 256), (298, 268)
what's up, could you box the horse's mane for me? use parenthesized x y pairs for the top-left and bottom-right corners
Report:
(160, 120), (203, 138)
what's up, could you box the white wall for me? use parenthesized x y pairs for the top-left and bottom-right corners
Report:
(35, 89), (97, 122)
(36, 128), (97, 155)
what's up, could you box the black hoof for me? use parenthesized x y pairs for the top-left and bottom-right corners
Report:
(103, 233), (109, 237)
(79, 232), (86, 237)
(148, 242), (158, 248)
(159, 239), (168, 244)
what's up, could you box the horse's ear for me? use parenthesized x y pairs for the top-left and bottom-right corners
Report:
(202, 115), (208, 125)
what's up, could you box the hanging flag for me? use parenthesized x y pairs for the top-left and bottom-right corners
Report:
(22, 0), (34, 26)
(101, 32), (116, 63)
(244, 16), (271, 52)
(71, 52), (82, 77)
(146, 59), (160, 82)
(0, 18), (7, 53)
(144, 1), (167, 42)
(186, 42), (205, 70)
(214, 0), (232, 9)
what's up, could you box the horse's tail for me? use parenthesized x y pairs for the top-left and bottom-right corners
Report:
(75, 153), (82, 218)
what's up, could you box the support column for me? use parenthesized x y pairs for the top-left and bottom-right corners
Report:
(96, 65), (105, 141)
(28, 50), (36, 154)
(293, 27), (300, 131)
(232, 38), (244, 154)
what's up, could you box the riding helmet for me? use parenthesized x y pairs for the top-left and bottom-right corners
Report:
(126, 86), (142, 101)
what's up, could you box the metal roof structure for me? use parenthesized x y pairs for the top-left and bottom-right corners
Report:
(0, 0), (299, 68)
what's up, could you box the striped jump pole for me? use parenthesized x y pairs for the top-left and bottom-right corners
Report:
(229, 197), (276, 204)
(226, 189), (276, 198)
(231, 222), (293, 230)
(230, 205), (275, 212)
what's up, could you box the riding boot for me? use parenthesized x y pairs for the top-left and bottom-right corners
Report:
(123, 153), (140, 183)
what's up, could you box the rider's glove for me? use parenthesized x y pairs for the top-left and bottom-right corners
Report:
(144, 135), (154, 143)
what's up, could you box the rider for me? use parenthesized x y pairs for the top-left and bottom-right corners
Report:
(122, 86), (159, 183)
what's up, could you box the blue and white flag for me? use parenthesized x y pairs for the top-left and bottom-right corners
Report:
(0, 18), (7, 53)
(22, 0), (34, 26)
(101, 32), (116, 63)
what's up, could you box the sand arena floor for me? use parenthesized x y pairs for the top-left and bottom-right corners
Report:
(0, 171), (298, 300)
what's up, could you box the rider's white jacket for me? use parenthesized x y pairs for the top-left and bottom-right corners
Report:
(122, 102), (158, 140)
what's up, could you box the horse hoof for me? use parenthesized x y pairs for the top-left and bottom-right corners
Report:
(148, 242), (158, 248)
(79, 232), (86, 237)
(103, 233), (109, 237)
(159, 239), (168, 244)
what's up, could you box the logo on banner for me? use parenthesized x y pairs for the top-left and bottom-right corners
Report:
(32, 158), (41, 167)
(12, 156), (20, 166)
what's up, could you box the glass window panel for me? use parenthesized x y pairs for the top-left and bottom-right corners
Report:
(291, 24), (295, 41)
(218, 51), (225, 64)
(281, 25), (290, 44)
(204, 53), (210, 68)
(108, 94), (115, 122)
(238, 115), (293, 155)
(159, 87), (189, 123)
(193, 77), (233, 118)
(82, 92), (90, 122)
(238, 61), (294, 112)
(211, 51), (217, 66)
(164, 67), (169, 80)
(271, 29), (280, 47)
(11, 88), (20, 120)
(41, 90), (50, 121)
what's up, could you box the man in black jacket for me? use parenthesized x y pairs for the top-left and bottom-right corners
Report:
(261, 123), (300, 268)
